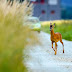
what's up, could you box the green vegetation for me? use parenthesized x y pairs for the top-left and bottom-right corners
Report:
(0, 0), (37, 72)
(41, 21), (72, 41)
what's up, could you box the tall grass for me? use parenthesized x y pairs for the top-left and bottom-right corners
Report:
(0, 0), (36, 72)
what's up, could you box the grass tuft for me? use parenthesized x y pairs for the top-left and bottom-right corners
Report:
(0, 0), (37, 72)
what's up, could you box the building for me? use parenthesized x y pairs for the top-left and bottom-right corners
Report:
(10, 0), (61, 21)
(31, 0), (61, 21)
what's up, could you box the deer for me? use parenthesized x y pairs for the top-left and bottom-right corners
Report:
(50, 23), (64, 55)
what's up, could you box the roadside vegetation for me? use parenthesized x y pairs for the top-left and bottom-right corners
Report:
(41, 20), (72, 41)
(0, 0), (38, 72)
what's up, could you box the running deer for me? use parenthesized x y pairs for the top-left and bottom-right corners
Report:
(50, 23), (64, 55)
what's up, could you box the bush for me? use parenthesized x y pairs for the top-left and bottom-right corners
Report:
(0, 0), (36, 72)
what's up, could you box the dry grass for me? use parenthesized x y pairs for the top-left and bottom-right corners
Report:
(0, 0), (37, 72)
(41, 20), (72, 26)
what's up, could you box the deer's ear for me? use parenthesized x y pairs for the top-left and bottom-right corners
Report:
(50, 23), (52, 25)
(53, 23), (55, 27)
(50, 23), (51, 25)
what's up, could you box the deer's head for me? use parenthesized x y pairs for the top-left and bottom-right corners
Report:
(50, 23), (55, 31)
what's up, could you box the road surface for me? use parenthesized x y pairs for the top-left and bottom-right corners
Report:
(24, 31), (72, 72)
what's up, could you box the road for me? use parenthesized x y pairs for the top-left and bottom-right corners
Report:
(24, 31), (72, 72)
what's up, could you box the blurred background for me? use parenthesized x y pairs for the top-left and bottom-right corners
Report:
(61, 0), (72, 19)
(18, 0), (72, 21)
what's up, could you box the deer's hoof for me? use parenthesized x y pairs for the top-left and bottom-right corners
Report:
(55, 51), (57, 55)
(63, 50), (64, 53)
(53, 49), (55, 51)
(55, 53), (56, 55)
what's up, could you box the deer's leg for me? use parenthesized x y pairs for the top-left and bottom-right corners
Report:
(60, 40), (64, 53)
(60, 35), (64, 53)
(55, 42), (57, 55)
(52, 41), (55, 51)
(52, 41), (53, 48)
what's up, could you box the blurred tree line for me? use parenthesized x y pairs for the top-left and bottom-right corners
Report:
(61, 6), (72, 19)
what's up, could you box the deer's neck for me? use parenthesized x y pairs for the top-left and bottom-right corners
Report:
(51, 29), (54, 37)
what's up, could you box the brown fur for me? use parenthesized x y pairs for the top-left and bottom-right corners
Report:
(50, 23), (64, 55)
